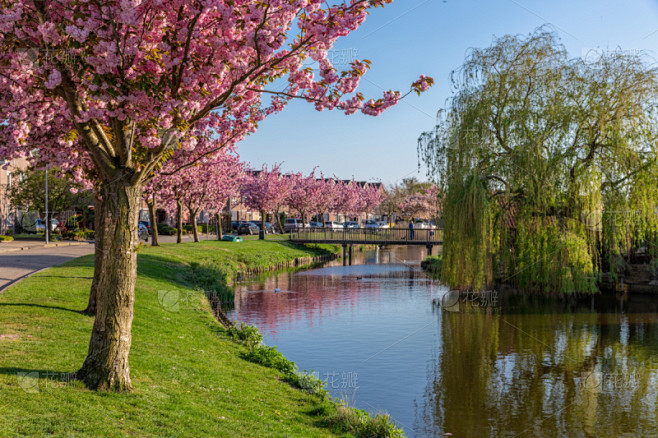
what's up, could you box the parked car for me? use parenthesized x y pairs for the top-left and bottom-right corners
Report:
(325, 221), (343, 231)
(309, 221), (323, 228)
(254, 221), (276, 234)
(364, 219), (379, 229)
(377, 221), (390, 229)
(237, 222), (259, 235)
(284, 218), (306, 232)
(139, 220), (151, 234)
(35, 218), (59, 232)
(138, 223), (149, 241)
(342, 221), (359, 229)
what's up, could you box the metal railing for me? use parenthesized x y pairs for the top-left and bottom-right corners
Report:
(288, 227), (442, 244)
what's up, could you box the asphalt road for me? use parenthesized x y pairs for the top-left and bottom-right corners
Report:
(0, 243), (95, 292)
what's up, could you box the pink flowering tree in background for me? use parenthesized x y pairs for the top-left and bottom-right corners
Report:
(398, 186), (439, 221)
(240, 163), (290, 239)
(313, 174), (340, 225)
(424, 184), (443, 224)
(334, 179), (362, 223)
(359, 183), (387, 219)
(286, 171), (324, 227)
(0, 0), (432, 391)
(202, 156), (245, 241)
(178, 151), (243, 243)
(151, 148), (243, 244)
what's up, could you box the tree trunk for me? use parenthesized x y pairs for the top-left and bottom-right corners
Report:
(190, 207), (200, 242)
(176, 199), (183, 244)
(216, 213), (223, 240)
(83, 192), (104, 315)
(260, 210), (266, 240)
(273, 209), (282, 233)
(77, 177), (141, 391)
(147, 194), (159, 246)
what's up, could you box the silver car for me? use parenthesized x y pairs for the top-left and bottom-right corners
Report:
(325, 221), (343, 231)
(138, 223), (149, 241)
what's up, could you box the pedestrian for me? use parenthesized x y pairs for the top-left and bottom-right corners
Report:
(409, 220), (415, 240)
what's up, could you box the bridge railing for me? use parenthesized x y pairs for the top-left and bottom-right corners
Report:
(288, 227), (442, 243)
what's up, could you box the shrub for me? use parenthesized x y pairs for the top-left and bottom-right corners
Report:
(243, 345), (296, 374)
(65, 215), (82, 231)
(183, 224), (205, 233)
(157, 223), (177, 236)
(421, 255), (442, 275)
(63, 228), (93, 241)
(328, 403), (405, 438)
(13, 233), (62, 241)
(227, 322), (263, 349)
(290, 371), (326, 396)
(0, 235), (14, 241)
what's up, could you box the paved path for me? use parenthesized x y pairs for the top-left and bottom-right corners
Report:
(0, 232), (223, 292)
(0, 240), (92, 254)
(0, 243), (95, 292)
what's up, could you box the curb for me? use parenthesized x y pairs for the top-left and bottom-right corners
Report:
(0, 241), (93, 254)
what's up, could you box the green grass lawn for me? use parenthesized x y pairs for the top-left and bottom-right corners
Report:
(0, 240), (347, 437)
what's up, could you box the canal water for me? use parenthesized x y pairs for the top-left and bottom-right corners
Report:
(227, 246), (658, 437)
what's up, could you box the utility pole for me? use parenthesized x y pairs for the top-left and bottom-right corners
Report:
(45, 168), (49, 244)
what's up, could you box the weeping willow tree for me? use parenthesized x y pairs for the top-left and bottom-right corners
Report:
(418, 29), (658, 293)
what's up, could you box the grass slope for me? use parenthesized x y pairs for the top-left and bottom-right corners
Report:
(0, 240), (344, 437)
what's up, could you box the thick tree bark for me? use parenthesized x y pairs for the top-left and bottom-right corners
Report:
(77, 176), (141, 391)
(190, 207), (200, 242)
(176, 199), (183, 244)
(83, 192), (104, 315)
(147, 193), (159, 246)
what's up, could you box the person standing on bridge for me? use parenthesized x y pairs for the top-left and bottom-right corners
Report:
(409, 220), (415, 240)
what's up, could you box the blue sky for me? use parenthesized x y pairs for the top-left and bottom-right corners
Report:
(238, 0), (658, 185)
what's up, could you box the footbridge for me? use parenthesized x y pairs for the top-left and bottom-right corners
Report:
(288, 228), (442, 265)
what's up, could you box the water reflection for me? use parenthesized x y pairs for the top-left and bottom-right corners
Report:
(425, 298), (658, 437)
(228, 247), (658, 437)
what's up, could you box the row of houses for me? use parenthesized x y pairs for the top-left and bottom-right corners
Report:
(0, 159), (383, 233)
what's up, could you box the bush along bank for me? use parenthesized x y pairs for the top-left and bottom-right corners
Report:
(227, 323), (405, 438)
(149, 240), (404, 437)
(421, 254), (442, 275)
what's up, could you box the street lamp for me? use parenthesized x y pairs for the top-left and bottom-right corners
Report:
(44, 168), (49, 244)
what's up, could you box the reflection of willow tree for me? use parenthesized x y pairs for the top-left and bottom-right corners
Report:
(420, 309), (658, 437)
(418, 29), (658, 293)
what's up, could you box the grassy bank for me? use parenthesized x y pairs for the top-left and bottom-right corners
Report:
(0, 240), (401, 437)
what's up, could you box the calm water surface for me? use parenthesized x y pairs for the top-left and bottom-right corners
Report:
(228, 246), (658, 437)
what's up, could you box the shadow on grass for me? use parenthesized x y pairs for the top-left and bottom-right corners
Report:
(0, 302), (86, 314)
(137, 253), (235, 312)
(0, 367), (80, 389)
